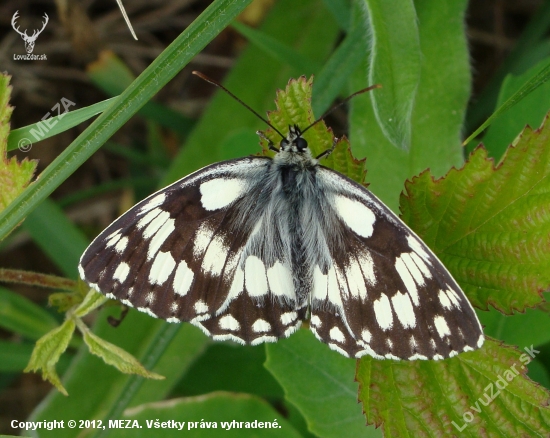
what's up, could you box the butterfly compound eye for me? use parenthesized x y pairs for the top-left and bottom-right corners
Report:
(295, 137), (308, 151)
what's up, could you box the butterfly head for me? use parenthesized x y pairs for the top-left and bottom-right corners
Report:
(280, 125), (308, 153)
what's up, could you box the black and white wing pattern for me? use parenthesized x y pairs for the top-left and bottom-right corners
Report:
(79, 157), (303, 346)
(307, 167), (484, 360)
(79, 139), (484, 361)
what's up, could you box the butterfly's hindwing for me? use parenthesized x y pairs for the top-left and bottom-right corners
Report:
(79, 157), (301, 345)
(308, 167), (484, 359)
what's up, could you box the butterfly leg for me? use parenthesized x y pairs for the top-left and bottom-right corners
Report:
(315, 137), (338, 160)
(256, 130), (280, 152)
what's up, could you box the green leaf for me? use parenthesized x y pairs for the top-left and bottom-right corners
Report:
(115, 392), (302, 438)
(357, 338), (550, 436)
(320, 0), (350, 29)
(0, 285), (59, 341)
(28, 309), (208, 438)
(259, 76), (367, 184)
(0, 340), (42, 372)
(265, 330), (380, 438)
(175, 344), (283, 399)
(363, 0), (421, 149)
(7, 97), (117, 152)
(22, 199), (90, 278)
(73, 288), (109, 318)
(480, 57), (550, 160)
(0, 73), (36, 214)
(312, 3), (367, 116)
(0, 0), (254, 242)
(231, 21), (321, 74)
(478, 306), (550, 349)
(24, 318), (76, 396)
(401, 115), (550, 313)
(75, 318), (164, 380)
(350, 0), (469, 211)
(463, 59), (550, 147)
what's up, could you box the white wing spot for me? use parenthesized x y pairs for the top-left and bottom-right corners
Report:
(194, 300), (209, 314)
(266, 261), (294, 298)
(434, 315), (451, 338)
(328, 343), (350, 357)
(173, 260), (194, 296)
(193, 222), (215, 258)
(310, 315), (322, 328)
(145, 292), (155, 304)
(395, 255), (419, 306)
(409, 353), (428, 360)
(143, 210), (170, 240)
(213, 334), (245, 344)
(251, 335), (277, 345)
(200, 178), (245, 211)
(114, 236), (129, 254)
(447, 288), (462, 306)
(149, 251), (176, 285)
(148, 218), (175, 259)
(170, 302), (179, 313)
(113, 262), (130, 283)
(373, 294), (393, 330)
(406, 235), (432, 264)
(361, 329), (371, 344)
(138, 307), (157, 318)
(477, 335), (484, 348)
(401, 252), (426, 286)
(345, 259), (368, 299)
(358, 251), (376, 285)
(219, 315), (240, 331)
(139, 193), (166, 214)
(326, 266), (342, 307)
(105, 230), (122, 248)
(409, 252), (432, 279)
(391, 291), (416, 328)
(252, 319), (271, 333)
(284, 321), (301, 337)
(245, 256), (268, 297)
(355, 345), (384, 360)
(334, 195), (376, 238)
(280, 311), (297, 325)
(137, 208), (162, 230)
(227, 268), (244, 299)
(438, 290), (453, 310)
(329, 326), (346, 343)
(202, 235), (229, 276)
(312, 265), (328, 301)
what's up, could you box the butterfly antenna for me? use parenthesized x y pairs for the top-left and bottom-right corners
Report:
(192, 71), (286, 139)
(301, 84), (382, 134)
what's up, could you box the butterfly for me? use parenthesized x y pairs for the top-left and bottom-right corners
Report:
(79, 73), (484, 360)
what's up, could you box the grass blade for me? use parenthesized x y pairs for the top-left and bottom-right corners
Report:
(7, 97), (117, 152)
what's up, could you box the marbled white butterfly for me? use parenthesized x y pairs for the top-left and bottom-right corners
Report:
(79, 73), (484, 360)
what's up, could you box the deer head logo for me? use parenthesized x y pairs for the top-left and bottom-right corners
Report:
(11, 11), (49, 54)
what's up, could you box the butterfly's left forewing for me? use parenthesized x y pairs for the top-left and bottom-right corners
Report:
(79, 157), (301, 345)
(309, 167), (484, 360)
